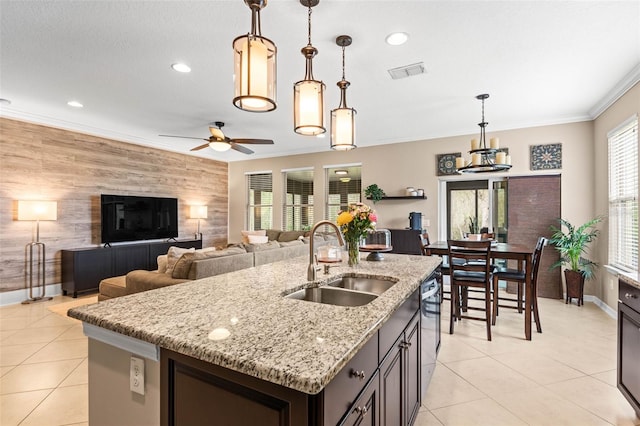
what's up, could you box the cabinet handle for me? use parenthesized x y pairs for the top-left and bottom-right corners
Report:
(624, 293), (638, 299)
(355, 406), (368, 416)
(350, 369), (366, 380)
(399, 341), (412, 350)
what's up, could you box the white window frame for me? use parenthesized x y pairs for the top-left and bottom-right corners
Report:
(608, 115), (638, 273)
(282, 167), (314, 231)
(324, 163), (362, 222)
(246, 171), (273, 231)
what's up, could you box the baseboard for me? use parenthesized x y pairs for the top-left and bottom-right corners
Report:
(0, 283), (62, 307)
(563, 292), (618, 320)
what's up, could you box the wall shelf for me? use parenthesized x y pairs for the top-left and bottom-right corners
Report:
(366, 196), (427, 200)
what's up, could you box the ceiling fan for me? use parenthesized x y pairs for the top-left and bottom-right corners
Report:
(159, 121), (274, 155)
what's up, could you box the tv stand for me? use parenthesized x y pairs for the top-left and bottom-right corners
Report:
(62, 239), (202, 298)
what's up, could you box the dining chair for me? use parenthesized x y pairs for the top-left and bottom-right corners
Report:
(491, 236), (547, 333)
(419, 233), (462, 303)
(448, 239), (494, 341)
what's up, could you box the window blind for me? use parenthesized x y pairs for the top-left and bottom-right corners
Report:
(282, 169), (314, 231)
(247, 172), (273, 231)
(608, 116), (638, 272)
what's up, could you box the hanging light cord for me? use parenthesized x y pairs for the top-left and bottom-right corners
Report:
(341, 44), (346, 81)
(307, 5), (312, 45)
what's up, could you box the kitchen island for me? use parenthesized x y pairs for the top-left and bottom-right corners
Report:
(69, 253), (440, 425)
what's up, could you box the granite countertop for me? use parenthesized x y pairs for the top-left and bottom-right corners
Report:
(618, 271), (640, 289)
(69, 253), (440, 394)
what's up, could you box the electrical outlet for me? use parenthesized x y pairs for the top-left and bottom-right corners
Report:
(130, 356), (145, 395)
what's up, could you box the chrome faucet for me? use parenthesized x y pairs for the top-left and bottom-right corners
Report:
(308, 220), (345, 281)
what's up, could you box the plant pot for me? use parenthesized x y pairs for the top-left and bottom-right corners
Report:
(564, 269), (585, 306)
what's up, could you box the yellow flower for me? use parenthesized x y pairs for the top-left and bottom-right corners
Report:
(337, 211), (353, 226)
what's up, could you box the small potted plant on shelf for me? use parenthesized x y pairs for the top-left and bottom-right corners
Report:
(549, 216), (602, 306)
(364, 184), (385, 204)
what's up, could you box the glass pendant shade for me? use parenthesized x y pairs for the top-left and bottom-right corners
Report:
(232, 0), (277, 113)
(294, 79), (325, 135)
(330, 107), (356, 151)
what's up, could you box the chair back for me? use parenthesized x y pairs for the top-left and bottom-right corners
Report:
(531, 236), (548, 284)
(481, 232), (495, 240)
(447, 239), (493, 282)
(419, 233), (431, 255)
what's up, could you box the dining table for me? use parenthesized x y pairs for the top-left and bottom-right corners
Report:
(424, 240), (536, 341)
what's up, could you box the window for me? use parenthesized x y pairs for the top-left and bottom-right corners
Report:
(283, 169), (314, 231)
(608, 116), (638, 273)
(326, 165), (362, 221)
(246, 172), (273, 231)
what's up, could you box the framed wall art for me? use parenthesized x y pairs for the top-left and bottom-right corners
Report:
(437, 152), (461, 176)
(530, 143), (562, 170)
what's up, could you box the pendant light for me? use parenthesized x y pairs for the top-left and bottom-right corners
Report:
(232, 0), (277, 112)
(293, 0), (325, 136)
(330, 35), (356, 151)
(456, 94), (511, 173)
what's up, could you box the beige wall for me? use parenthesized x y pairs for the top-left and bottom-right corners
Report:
(594, 82), (640, 308)
(229, 120), (597, 284)
(0, 118), (229, 293)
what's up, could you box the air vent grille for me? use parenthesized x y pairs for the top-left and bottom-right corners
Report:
(387, 62), (426, 80)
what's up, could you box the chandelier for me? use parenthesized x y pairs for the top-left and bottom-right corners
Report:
(456, 94), (511, 173)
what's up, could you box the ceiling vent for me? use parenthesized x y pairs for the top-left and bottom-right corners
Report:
(387, 62), (426, 80)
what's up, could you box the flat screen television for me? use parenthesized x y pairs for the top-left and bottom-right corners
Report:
(101, 194), (178, 243)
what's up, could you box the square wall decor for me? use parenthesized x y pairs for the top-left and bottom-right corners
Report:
(530, 143), (562, 170)
(437, 152), (461, 176)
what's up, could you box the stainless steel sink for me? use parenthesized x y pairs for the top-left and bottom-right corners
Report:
(327, 276), (398, 295)
(285, 286), (378, 307)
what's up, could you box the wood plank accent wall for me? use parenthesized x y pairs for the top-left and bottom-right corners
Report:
(0, 118), (229, 293)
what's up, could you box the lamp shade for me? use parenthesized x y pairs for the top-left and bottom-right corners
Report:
(233, 35), (277, 112)
(294, 79), (325, 135)
(330, 107), (357, 151)
(18, 200), (57, 221)
(190, 205), (208, 219)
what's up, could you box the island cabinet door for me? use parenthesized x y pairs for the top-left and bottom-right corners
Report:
(339, 370), (381, 426)
(161, 349), (309, 426)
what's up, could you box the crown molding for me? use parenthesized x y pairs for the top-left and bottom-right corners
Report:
(589, 62), (640, 119)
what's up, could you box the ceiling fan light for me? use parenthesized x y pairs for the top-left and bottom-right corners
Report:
(209, 141), (231, 152)
(232, 1), (277, 112)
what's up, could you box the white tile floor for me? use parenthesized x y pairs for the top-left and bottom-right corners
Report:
(0, 294), (638, 425)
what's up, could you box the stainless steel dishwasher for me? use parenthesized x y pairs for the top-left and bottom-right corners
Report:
(421, 270), (441, 399)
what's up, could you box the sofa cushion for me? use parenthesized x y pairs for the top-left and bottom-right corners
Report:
(265, 229), (281, 241)
(188, 252), (255, 280)
(278, 230), (308, 242)
(157, 255), (168, 273)
(126, 270), (190, 294)
(166, 246), (196, 275)
(278, 240), (304, 247)
(241, 229), (266, 244)
(247, 234), (269, 244)
(98, 275), (127, 300)
(171, 252), (196, 279)
(244, 240), (280, 252)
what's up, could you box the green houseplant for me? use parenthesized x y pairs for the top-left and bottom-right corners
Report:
(549, 216), (602, 305)
(364, 184), (385, 204)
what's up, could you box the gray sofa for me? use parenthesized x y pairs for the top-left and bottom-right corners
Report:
(98, 230), (339, 301)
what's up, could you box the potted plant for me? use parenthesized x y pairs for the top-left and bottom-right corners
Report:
(364, 184), (385, 204)
(466, 216), (482, 240)
(549, 217), (602, 305)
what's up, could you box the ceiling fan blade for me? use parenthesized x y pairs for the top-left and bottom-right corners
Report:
(230, 143), (254, 155)
(190, 143), (211, 151)
(231, 138), (274, 145)
(159, 134), (208, 141)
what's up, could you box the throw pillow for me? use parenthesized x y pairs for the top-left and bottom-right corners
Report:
(278, 230), (307, 242)
(240, 230), (266, 244)
(171, 252), (196, 279)
(247, 235), (269, 244)
(165, 246), (196, 275)
(157, 255), (168, 273)
(278, 240), (304, 247)
(265, 229), (281, 241)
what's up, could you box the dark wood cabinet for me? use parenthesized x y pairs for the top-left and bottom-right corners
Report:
(618, 279), (640, 417)
(388, 229), (423, 255)
(62, 239), (201, 297)
(379, 312), (420, 426)
(160, 288), (422, 426)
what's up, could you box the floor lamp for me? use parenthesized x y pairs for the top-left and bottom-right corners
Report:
(189, 205), (207, 240)
(18, 200), (57, 304)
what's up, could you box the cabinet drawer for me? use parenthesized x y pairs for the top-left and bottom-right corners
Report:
(323, 333), (379, 426)
(619, 279), (640, 312)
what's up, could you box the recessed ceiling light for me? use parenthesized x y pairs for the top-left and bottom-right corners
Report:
(67, 101), (83, 108)
(0, 98), (11, 106)
(385, 32), (408, 46)
(171, 63), (191, 73)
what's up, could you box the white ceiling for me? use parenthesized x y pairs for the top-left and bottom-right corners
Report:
(1, 0), (639, 162)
